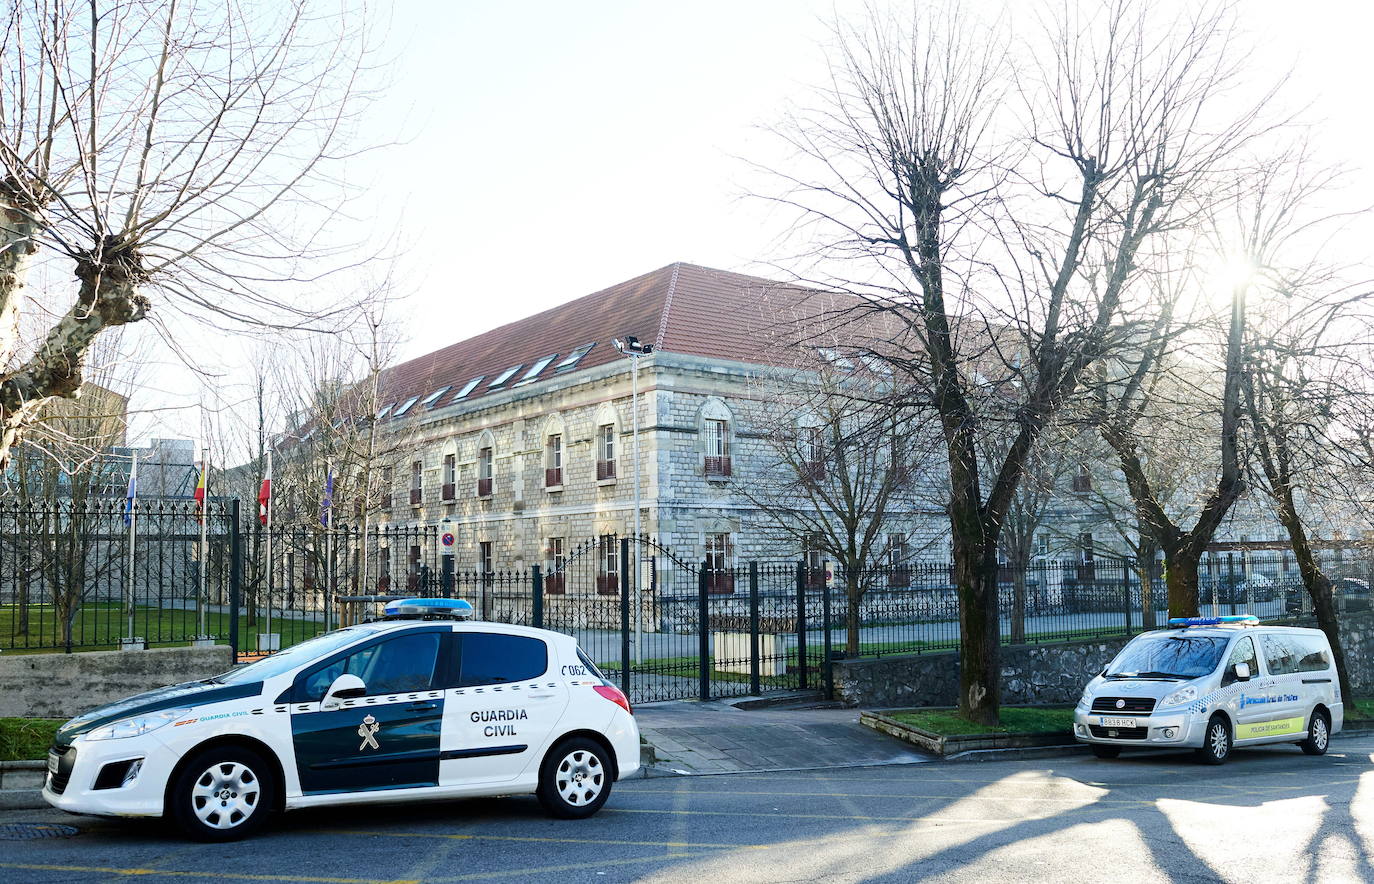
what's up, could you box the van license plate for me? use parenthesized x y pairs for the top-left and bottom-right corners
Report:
(1100, 717), (1137, 728)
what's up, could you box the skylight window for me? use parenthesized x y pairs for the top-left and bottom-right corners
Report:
(392, 396), (421, 418)
(488, 365), (523, 390)
(554, 343), (595, 373)
(859, 354), (892, 375)
(514, 354), (559, 386)
(421, 386), (451, 407)
(376, 404), (394, 419)
(451, 376), (484, 402)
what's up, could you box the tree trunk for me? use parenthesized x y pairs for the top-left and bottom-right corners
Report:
(1136, 536), (1158, 629)
(0, 240), (149, 467)
(0, 187), (43, 367)
(1010, 556), (1028, 645)
(846, 575), (862, 658)
(955, 536), (1001, 725)
(1163, 547), (1200, 619)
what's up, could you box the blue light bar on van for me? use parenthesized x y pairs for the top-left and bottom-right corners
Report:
(1167, 615), (1259, 627)
(383, 598), (474, 620)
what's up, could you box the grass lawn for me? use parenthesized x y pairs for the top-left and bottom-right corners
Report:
(886, 706), (1075, 736)
(0, 718), (63, 761)
(0, 602), (326, 653)
(1349, 698), (1374, 721)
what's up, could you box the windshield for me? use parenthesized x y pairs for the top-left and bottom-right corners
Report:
(1105, 634), (1230, 679)
(215, 626), (382, 684)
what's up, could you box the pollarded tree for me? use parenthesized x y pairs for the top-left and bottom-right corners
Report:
(0, 0), (375, 467)
(758, 0), (1275, 724)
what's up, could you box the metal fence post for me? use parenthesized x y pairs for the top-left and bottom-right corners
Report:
(620, 537), (631, 699)
(796, 561), (808, 692)
(1122, 558), (1132, 636)
(532, 564), (544, 630)
(229, 500), (242, 660)
(821, 561), (833, 701)
(698, 560), (710, 702)
(749, 562), (760, 696)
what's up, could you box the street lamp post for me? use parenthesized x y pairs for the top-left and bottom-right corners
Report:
(613, 335), (653, 665)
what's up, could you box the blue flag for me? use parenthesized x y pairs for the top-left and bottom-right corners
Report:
(320, 469), (334, 528)
(122, 460), (137, 527)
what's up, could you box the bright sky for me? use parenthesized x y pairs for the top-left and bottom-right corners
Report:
(141, 0), (1374, 448)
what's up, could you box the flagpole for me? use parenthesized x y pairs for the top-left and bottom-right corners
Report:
(199, 445), (209, 640)
(324, 460), (333, 632)
(125, 456), (137, 645)
(264, 449), (274, 649)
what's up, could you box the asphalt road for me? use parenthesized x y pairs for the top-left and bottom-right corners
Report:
(5, 736), (1374, 883)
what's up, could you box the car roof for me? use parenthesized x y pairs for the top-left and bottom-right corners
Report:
(1148, 624), (1329, 639)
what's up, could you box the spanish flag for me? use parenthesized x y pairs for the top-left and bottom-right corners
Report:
(192, 460), (207, 517)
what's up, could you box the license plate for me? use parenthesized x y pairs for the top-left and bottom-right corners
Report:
(47, 751), (59, 775)
(1100, 716), (1138, 729)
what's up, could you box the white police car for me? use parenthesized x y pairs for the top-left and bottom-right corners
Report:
(1075, 615), (1343, 764)
(43, 599), (639, 840)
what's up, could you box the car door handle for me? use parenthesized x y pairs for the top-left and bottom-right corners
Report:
(406, 702), (439, 712)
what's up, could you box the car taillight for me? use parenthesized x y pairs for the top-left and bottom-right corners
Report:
(593, 684), (632, 715)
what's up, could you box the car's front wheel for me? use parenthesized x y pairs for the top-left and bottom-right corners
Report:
(537, 737), (613, 819)
(1301, 710), (1330, 756)
(1195, 715), (1232, 765)
(169, 746), (276, 841)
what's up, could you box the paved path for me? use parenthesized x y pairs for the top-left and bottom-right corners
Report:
(635, 697), (933, 774)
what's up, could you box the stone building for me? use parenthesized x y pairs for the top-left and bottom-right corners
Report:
(359, 262), (940, 590)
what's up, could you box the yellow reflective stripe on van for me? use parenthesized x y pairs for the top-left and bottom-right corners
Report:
(1236, 716), (1305, 740)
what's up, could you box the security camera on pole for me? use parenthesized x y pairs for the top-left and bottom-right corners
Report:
(613, 335), (653, 665)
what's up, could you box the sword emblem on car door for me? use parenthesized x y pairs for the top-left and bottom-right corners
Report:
(358, 714), (381, 751)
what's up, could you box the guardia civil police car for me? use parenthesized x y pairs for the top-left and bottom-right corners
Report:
(1075, 616), (1343, 764)
(43, 599), (639, 840)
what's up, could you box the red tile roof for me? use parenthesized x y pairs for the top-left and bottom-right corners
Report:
(376, 262), (866, 415)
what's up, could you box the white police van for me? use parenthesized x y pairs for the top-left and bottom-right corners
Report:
(42, 599), (640, 840)
(1075, 615), (1342, 764)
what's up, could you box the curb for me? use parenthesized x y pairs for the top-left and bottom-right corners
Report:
(0, 760), (46, 810)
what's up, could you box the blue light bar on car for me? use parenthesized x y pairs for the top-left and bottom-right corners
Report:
(383, 598), (474, 620)
(1167, 615), (1259, 627)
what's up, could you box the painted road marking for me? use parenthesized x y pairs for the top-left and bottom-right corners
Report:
(0, 865), (418, 884)
(325, 829), (770, 850)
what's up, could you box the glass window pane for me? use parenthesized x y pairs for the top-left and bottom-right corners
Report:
(458, 633), (548, 686)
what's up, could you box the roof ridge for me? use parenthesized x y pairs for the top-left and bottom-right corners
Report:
(653, 261), (682, 351)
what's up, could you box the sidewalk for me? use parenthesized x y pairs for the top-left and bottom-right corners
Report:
(635, 695), (934, 775)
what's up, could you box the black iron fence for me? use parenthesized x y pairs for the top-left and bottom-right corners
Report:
(2, 498), (1361, 706)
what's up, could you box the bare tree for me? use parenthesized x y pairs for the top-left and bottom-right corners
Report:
(759, 1), (1271, 723)
(742, 351), (926, 657)
(0, 0), (375, 466)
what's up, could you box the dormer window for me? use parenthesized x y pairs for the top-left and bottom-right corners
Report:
(421, 387), (451, 408)
(392, 396), (420, 418)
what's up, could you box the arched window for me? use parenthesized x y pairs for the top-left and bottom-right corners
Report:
(475, 429), (496, 498)
(698, 398), (733, 479)
(594, 402), (621, 482)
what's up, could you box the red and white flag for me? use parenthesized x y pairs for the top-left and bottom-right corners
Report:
(258, 455), (272, 526)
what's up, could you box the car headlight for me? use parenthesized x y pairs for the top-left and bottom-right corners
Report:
(84, 707), (190, 741)
(1160, 686), (1197, 708)
(1078, 687), (1094, 708)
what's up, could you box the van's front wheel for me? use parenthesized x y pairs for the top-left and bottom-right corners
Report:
(1195, 715), (1231, 765)
(1301, 711), (1330, 756)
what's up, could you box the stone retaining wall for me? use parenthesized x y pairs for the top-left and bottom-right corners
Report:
(833, 610), (1374, 708)
(0, 645), (233, 718)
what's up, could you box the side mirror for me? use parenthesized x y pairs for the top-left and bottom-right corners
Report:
(322, 673), (367, 709)
(1234, 662), (1251, 682)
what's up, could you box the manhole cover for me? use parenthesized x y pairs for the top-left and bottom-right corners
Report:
(0, 822), (80, 840)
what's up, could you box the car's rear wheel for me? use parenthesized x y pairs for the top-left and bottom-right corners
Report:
(1301, 710), (1330, 756)
(1091, 745), (1120, 759)
(537, 737), (612, 819)
(169, 746), (275, 841)
(1195, 715), (1231, 765)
